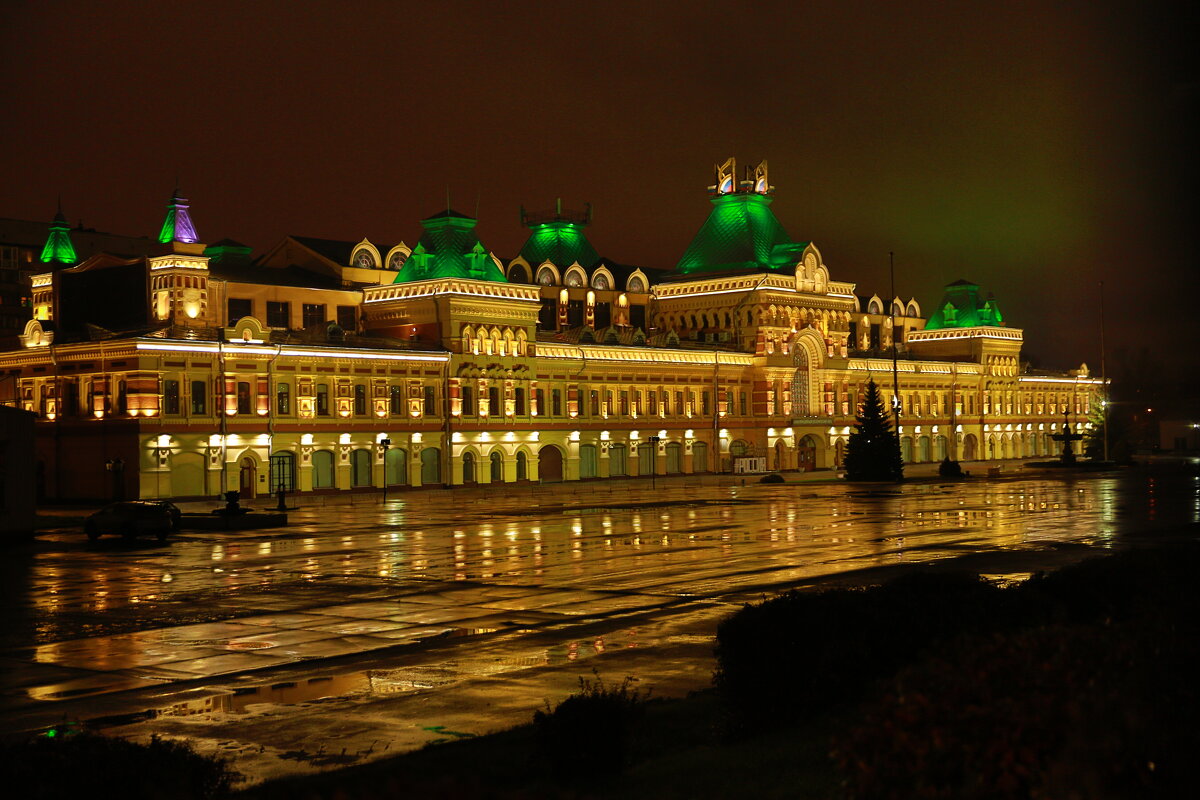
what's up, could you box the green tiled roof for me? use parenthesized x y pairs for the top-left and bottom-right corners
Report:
(675, 193), (807, 275)
(519, 221), (600, 268)
(924, 279), (1005, 329)
(393, 210), (506, 284)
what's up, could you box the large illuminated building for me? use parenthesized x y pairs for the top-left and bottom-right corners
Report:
(1, 161), (1104, 501)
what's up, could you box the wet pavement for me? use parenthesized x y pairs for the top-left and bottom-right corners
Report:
(2, 461), (1197, 784)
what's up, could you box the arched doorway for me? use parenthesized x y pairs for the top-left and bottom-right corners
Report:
(797, 435), (817, 472)
(463, 451), (477, 484)
(637, 442), (655, 476)
(773, 440), (785, 471)
(692, 441), (708, 472)
(608, 444), (627, 477)
(351, 449), (372, 487)
(900, 437), (913, 464)
(963, 434), (978, 461)
(312, 449), (335, 489)
(934, 435), (947, 461)
(385, 448), (407, 486)
(516, 451), (528, 481)
(239, 457), (256, 498)
(917, 436), (931, 463)
(539, 445), (564, 482)
(665, 442), (682, 473)
(834, 438), (846, 468)
(489, 451), (503, 482)
(579, 444), (598, 478)
(420, 447), (441, 485)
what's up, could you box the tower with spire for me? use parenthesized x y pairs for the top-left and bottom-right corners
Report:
(39, 202), (77, 266)
(148, 189), (211, 325)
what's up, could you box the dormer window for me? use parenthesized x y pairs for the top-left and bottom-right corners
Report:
(628, 276), (646, 293)
(565, 269), (584, 288)
(353, 249), (376, 269)
(537, 267), (556, 286)
(592, 273), (610, 291)
(388, 251), (406, 270)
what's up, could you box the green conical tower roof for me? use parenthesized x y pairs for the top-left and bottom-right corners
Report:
(393, 210), (506, 284)
(675, 192), (808, 275)
(158, 190), (199, 244)
(39, 205), (77, 265)
(518, 202), (599, 267)
(923, 279), (1005, 329)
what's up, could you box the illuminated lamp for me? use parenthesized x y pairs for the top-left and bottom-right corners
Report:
(412, 432), (422, 443)
(300, 433), (313, 445)
(630, 430), (639, 440)
(339, 433), (351, 444)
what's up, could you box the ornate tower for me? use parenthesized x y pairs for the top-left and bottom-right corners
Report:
(148, 190), (211, 325)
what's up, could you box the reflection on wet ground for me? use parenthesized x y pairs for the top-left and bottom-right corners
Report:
(2, 465), (1197, 782)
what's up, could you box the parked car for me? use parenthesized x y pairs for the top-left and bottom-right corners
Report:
(85, 501), (181, 541)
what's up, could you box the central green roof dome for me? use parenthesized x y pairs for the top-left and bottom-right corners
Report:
(675, 192), (808, 275)
(517, 202), (599, 267)
(393, 210), (506, 284)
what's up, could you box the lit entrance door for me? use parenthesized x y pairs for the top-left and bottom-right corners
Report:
(239, 457), (256, 499)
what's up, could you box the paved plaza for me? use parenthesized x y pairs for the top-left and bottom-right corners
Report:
(1, 463), (1195, 783)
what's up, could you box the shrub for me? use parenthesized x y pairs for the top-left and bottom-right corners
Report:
(833, 616), (1200, 798)
(0, 732), (238, 799)
(937, 458), (963, 478)
(759, 473), (786, 484)
(714, 572), (1025, 729)
(533, 672), (650, 780)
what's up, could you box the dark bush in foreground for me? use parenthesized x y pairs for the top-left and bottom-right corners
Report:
(834, 616), (1200, 798)
(760, 473), (786, 484)
(0, 732), (238, 799)
(533, 673), (650, 780)
(937, 458), (963, 477)
(714, 572), (1019, 727)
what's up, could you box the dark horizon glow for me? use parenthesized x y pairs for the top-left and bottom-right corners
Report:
(2, 1), (1194, 379)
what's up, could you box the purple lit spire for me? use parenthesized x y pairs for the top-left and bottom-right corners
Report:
(158, 191), (199, 244)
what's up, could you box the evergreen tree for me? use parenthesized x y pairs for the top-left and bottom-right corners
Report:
(844, 379), (904, 481)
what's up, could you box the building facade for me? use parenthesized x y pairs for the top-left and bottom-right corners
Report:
(0, 161), (1105, 501)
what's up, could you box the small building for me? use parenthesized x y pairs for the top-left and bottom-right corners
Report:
(0, 405), (36, 539)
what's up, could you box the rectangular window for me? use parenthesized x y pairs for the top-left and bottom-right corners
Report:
(633, 391), (642, 416)
(594, 302), (611, 329)
(277, 382), (291, 415)
(675, 391), (684, 416)
(462, 385), (475, 415)
(63, 380), (79, 417)
(630, 304), (646, 330)
(316, 383), (330, 416)
(237, 381), (251, 414)
(589, 389), (600, 417)
(267, 301), (290, 328)
(191, 380), (206, 414)
(739, 391), (748, 416)
(163, 379), (180, 415)
(228, 298), (252, 322)
(619, 390), (629, 416)
(336, 305), (357, 331)
(551, 388), (562, 416)
(389, 385), (403, 414)
(688, 391), (696, 416)
(538, 298), (557, 331)
(534, 387), (545, 415)
(302, 303), (325, 329)
(354, 384), (367, 415)
(514, 387), (526, 416)
(605, 390), (614, 416)
(567, 299), (585, 327)
(488, 386), (500, 415)
(423, 385), (435, 415)
(648, 390), (657, 415)
(702, 391), (711, 416)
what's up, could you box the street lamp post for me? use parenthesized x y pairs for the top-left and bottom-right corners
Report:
(379, 437), (391, 504)
(648, 435), (660, 490)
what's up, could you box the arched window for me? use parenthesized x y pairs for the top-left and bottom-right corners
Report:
(565, 269), (584, 288)
(353, 249), (376, 269)
(608, 443), (627, 476)
(537, 267), (556, 286)
(463, 451), (477, 484)
(579, 444), (597, 478)
(592, 272), (610, 290)
(269, 451), (296, 492)
(351, 449), (372, 487)
(385, 448), (407, 486)
(489, 451), (503, 482)
(627, 276), (646, 293)
(516, 451), (528, 481)
(312, 449), (335, 489)
(420, 448), (441, 484)
(388, 250), (407, 270)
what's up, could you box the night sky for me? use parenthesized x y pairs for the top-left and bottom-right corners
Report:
(3, 1), (1195, 384)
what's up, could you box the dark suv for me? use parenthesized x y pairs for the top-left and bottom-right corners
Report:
(85, 501), (182, 542)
